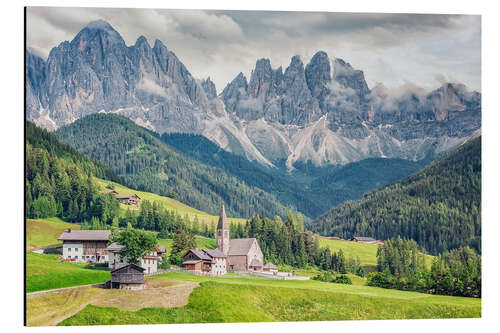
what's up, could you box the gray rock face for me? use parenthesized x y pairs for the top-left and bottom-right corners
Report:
(26, 22), (481, 169)
(26, 20), (213, 133)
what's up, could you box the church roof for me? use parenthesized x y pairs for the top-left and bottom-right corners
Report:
(217, 204), (229, 230)
(204, 249), (227, 258)
(228, 238), (257, 256)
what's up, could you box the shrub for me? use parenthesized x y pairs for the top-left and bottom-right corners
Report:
(332, 274), (352, 284)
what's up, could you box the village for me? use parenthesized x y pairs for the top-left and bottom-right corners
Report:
(56, 203), (315, 290)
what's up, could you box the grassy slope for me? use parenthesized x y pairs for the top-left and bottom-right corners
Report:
(157, 236), (216, 257)
(60, 272), (480, 325)
(27, 218), (80, 249)
(318, 237), (379, 267)
(94, 178), (246, 225)
(26, 253), (110, 293)
(318, 237), (434, 270)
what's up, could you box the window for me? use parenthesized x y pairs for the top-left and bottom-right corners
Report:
(68, 248), (72, 252)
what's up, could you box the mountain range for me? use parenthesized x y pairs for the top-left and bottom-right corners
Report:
(26, 20), (481, 170)
(311, 136), (481, 255)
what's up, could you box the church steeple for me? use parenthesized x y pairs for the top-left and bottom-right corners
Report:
(217, 204), (230, 255)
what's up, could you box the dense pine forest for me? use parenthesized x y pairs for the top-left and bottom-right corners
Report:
(368, 237), (480, 297)
(54, 113), (289, 219)
(26, 122), (121, 222)
(163, 133), (427, 218)
(311, 137), (481, 255)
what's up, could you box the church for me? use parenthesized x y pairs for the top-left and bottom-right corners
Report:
(217, 205), (264, 272)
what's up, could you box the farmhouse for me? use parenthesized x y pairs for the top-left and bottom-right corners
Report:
(110, 264), (145, 290)
(114, 193), (141, 206)
(216, 205), (264, 272)
(58, 229), (111, 263)
(106, 242), (162, 274)
(183, 248), (227, 276)
(350, 236), (378, 244)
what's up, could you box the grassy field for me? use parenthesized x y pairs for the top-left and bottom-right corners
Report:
(317, 237), (434, 270)
(26, 252), (110, 293)
(59, 272), (481, 325)
(157, 236), (216, 256)
(94, 178), (247, 225)
(27, 218), (80, 249)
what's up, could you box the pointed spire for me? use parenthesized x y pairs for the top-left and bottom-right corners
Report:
(217, 204), (228, 230)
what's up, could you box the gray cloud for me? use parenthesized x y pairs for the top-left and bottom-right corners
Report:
(26, 7), (481, 93)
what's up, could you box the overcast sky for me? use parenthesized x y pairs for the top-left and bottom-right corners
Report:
(26, 7), (481, 93)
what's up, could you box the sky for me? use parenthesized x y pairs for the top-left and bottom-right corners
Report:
(26, 7), (481, 93)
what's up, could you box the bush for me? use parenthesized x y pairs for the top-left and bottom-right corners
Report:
(159, 257), (171, 269)
(332, 274), (352, 285)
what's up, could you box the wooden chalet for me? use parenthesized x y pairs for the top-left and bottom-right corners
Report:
(110, 264), (145, 290)
(57, 229), (111, 263)
(182, 248), (227, 276)
(114, 193), (141, 206)
(350, 236), (377, 244)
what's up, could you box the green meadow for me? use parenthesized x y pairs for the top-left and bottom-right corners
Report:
(27, 217), (80, 249)
(60, 272), (481, 325)
(26, 252), (110, 293)
(94, 178), (247, 225)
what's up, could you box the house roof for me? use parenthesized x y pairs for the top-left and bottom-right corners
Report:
(184, 248), (212, 261)
(111, 263), (145, 274)
(58, 229), (111, 241)
(106, 242), (125, 252)
(352, 236), (377, 242)
(204, 249), (227, 258)
(228, 238), (257, 256)
(155, 245), (166, 253)
(249, 258), (263, 267)
(263, 262), (277, 269)
(114, 194), (140, 200)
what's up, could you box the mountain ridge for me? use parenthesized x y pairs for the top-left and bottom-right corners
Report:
(27, 19), (481, 169)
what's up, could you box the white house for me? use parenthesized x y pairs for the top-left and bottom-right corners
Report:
(106, 242), (162, 274)
(58, 229), (111, 263)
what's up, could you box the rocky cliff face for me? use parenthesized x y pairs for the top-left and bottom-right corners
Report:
(27, 20), (481, 169)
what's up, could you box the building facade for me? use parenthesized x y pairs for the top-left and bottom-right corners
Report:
(106, 242), (162, 274)
(216, 205), (264, 272)
(110, 264), (146, 290)
(58, 229), (111, 263)
(182, 248), (227, 276)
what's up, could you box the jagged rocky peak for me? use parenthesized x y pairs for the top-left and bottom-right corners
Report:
(201, 77), (217, 99)
(333, 58), (370, 100)
(305, 51), (332, 102)
(71, 20), (126, 50)
(248, 58), (274, 100)
(221, 72), (248, 103)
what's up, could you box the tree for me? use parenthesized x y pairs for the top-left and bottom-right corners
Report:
(169, 226), (189, 265)
(110, 228), (157, 265)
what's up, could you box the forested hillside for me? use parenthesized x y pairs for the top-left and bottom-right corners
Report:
(55, 114), (289, 218)
(163, 133), (427, 218)
(26, 122), (121, 222)
(311, 137), (481, 255)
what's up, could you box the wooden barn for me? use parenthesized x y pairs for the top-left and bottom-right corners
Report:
(110, 264), (145, 290)
(114, 194), (141, 206)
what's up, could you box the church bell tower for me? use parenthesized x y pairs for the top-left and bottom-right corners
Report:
(217, 204), (230, 255)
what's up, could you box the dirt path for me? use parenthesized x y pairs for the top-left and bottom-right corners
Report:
(26, 279), (199, 326)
